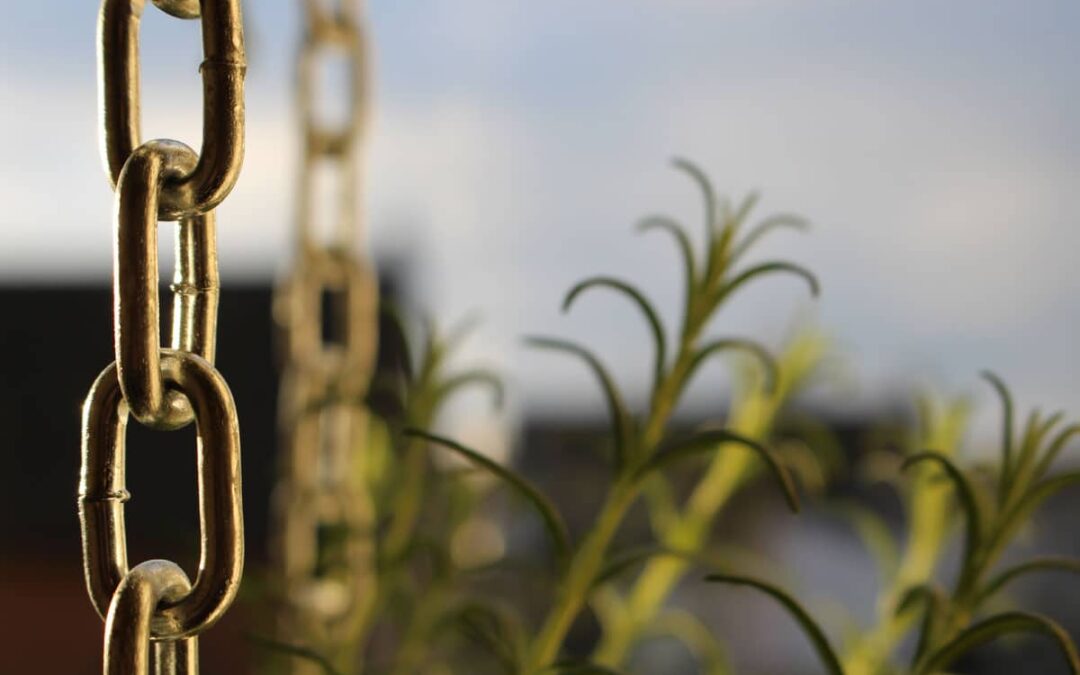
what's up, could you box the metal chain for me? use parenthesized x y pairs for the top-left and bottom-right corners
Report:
(100, 0), (245, 219)
(80, 1), (247, 672)
(102, 560), (198, 675)
(271, 0), (379, 670)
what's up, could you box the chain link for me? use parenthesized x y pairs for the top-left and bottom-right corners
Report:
(272, 0), (380, 667)
(295, 0), (371, 252)
(114, 140), (219, 429)
(151, 0), (201, 20)
(80, 352), (244, 637)
(102, 560), (198, 675)
(280, 247), (378, 378)
(82, 0), (247, 671)
(99, 0), (246, 218)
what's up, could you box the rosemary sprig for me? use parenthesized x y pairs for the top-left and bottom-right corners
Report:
(701, 376), (1080, 675)
(520, 158), (818, 672)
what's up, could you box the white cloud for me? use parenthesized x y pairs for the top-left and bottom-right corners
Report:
(1, 0), (1078, 422)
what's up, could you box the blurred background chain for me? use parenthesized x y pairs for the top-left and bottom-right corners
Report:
(270, 1), (379, 672)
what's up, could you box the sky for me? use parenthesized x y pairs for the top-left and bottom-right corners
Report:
(1, 0), (1078, 437)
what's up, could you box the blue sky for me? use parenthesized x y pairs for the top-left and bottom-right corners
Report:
(2, 0), (1078, 433)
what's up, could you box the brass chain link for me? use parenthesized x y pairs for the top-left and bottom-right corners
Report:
(99, 0), (245, 218)
(80, 352), (244, 635)
(102, 560), (198, 675)
(80, 0), (247, 672)
(271, 0), (379, 669)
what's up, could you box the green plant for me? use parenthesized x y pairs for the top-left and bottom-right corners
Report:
(370, 313), (508, 674)
(592, 326), (829, 669)
(704, 374), (1080, 674)
(407, 158), (821, 673)
(839, 390), (971, 675)
(253, 311), (505, 674)
(255, 158), (1080, 675)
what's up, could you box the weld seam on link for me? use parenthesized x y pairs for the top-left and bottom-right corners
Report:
(99, 0), (246, 218)
(114, 141), (219, 429)
(80, 352), (244, 639)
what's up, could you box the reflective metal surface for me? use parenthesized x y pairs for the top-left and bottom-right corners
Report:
(99, 0), (246, 217)
(80, 352), (244, 638)
(102, 560), (199, 675)
(82, 0), (248, 671)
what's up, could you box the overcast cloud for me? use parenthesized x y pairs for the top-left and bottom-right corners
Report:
(1, 0), (1077, 430)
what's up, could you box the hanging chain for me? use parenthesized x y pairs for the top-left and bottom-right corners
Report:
(80, 0), (246, 672)
(271, 0), (379, 669)
(102, 560), (199, 675)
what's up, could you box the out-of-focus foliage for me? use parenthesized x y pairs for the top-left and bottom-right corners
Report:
(257, 158), (822, 673)
(405, 158), (820, 674)
(704, 376), (1080, 675)
(252, 159), (1079, 675)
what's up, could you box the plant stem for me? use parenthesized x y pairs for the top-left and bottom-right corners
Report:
(592, 421), (763, 666)
(842, 398), (968, 675)
(390, 583), (450, 675)
(527, 198), (817, 670)
(523, 322), (709, 671)
(525, 480), (639, 672)
(383, 437), (429, 562)
(593, 332), (825, 667)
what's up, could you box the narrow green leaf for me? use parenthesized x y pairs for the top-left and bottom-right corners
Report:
(684, 337), (778, 394)
(443, 311), (485, 354)
(917, 612), (1080, 675)
(593, 546), (697, 589)
(1020, 470), (1080, 512)
(1008, 410), (1063, 501)
(777, 440), (829, 497)
(902, 451), (984, 580)
(448, 601), (525, 675)
(895, 583), (949, 663)
(782, 414), (847, 488)
(378, 302), (416, 379)
(977, 557), (1080, 607)
(981, 370), (1015, 503)
(594, 547), (665, 588)
(832, 502), (899, 583)
(726, 192), (761, 237)
(1011, 411), (1047, 479)
(646, 609), (734, 675)
(635, 429), (800, 512)
(637, 215), (698, 320)
(730, 214), (810, 266)
(404, 429), (571, 567)
(1033, 423), (1080, 482)
(672, 157), (718, 240)
(1042, 411), (1064, 435)
(988, 470), (1080, 561)
(704, 574), (844, 675)
(246, 634), (343, 675)
(525, 336), (634, 471)
(418, 313), (482, 380)
(896, 583), (947, 617)
(714, 261), (820, 309)
(415, 316), (443, 387)
(434, 369), (505, 410)
(563, 276), (668, 396)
